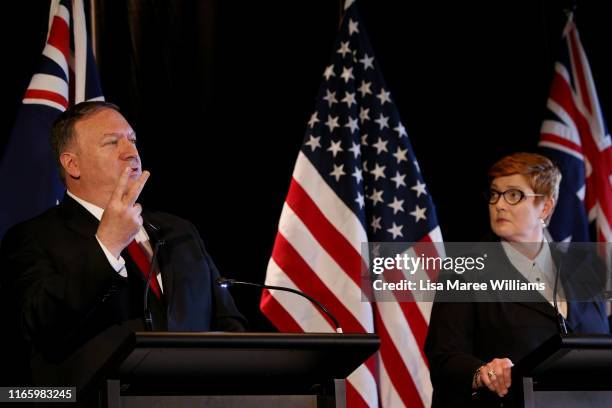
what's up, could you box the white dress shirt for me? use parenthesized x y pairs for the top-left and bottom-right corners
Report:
(66, 190), (164, 292)
(501, 238), (566, 318)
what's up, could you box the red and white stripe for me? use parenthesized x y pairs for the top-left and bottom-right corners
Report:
(23, 2), (71, 110)
(23, 0), (102, 111)
(262, 151), (441, 407)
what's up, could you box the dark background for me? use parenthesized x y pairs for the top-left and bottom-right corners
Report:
(4, 0), (612, 330)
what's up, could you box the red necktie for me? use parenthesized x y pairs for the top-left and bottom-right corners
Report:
(127, 240), (162, 299)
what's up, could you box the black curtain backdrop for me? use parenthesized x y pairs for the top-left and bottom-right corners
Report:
(4, 0), (612, 330)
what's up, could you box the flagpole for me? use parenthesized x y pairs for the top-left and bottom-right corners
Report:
(563, 0), (577, 22)
(339, 0), (355, 28)
(338, 0), (345, 29)
(89, 0), (99, 61)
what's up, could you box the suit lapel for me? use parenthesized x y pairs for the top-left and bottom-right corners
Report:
(488, 242), (558, 320)
(515, 298), (558, 320)
(58, 194), (101, 238)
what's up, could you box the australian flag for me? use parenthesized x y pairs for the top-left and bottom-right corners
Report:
(539, 14), (612, 243)
(0, 0), (104, 238)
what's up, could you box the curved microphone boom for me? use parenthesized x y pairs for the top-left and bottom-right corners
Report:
(216, 277), (343, 333)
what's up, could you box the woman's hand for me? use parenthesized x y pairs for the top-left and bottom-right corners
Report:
(476, 358), (514, 397)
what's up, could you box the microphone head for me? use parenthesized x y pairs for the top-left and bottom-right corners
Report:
(145, 221), (160, 232)
(216, 276), (235, 288)
(145, 221), (164, 244)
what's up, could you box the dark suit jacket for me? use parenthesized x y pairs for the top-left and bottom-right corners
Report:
(0, 195), (246, 382)
(424, 242), (610, 408)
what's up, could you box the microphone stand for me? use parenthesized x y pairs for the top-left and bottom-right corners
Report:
(552, 247), (568, 335)
(143, 222), (165, 331)
(217, 277), (343, 333)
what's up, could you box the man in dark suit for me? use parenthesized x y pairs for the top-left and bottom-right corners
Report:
(0, 101), (246, 380)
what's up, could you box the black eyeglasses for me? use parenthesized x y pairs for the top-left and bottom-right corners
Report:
(486, 189), (544, 205)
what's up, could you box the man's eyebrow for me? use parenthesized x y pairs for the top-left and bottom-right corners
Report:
(102, 131), (136, 138)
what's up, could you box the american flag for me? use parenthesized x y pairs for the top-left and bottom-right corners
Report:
(0, 0), (103, 238)
(260, 2), (442, 407)
(539, 13), (612, 243)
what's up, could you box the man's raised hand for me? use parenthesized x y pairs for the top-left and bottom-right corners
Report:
(96, 167), (150, 258)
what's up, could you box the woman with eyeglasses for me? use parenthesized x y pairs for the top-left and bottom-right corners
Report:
(425, 152), (610, 407)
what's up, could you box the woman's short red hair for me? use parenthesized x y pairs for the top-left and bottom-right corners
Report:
(488, 152), (562, 202)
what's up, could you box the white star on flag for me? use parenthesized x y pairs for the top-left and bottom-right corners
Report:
(352, 167), (363, 183)
(370, 163), (386, 180)
(391, 171), (407, 188)
(359, 107), (370, 123)
(327, 140), (343, 157)
(392, 146), (408, 163)
(388, 196), (405, 214)
(323, 90), (337, 107)
(348, 141), (361, 158)
(371, 216), (382, 232)
(358, 81), (372, 97)
(323, 64), (335, 80)
(355, 192), (365, 208)
(387, 222), (404, 238)
(337, 41), (351, 57)
(369, 188), (384, 206)
(374, 113), (389, 130)
(349, 19), (360, 35)
(360, 134), (368, 146)
(376, 88), (391, 105)
(342, 91), (357, 107)
(410, 204), (427, 222)
(359, 53), (374, 70)
(394, 122), (408, 137)
(341, 66), (355, 83)
(345, 117), (359, 134)
(325, 115), (340, 132)
(412, 180), (427, 197)
(305, 135), (321, 151)
(308, 112), (319, 128)
(329, 164), (346, 181)
(372, 137), (389, 154)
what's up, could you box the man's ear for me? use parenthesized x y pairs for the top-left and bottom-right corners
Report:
(60, 152), (80, 179)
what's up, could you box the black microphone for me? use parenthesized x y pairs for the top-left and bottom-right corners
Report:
(143, 221), (165, 331)
(552, 249), (568, 335)
(216, 277), (343, 333)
